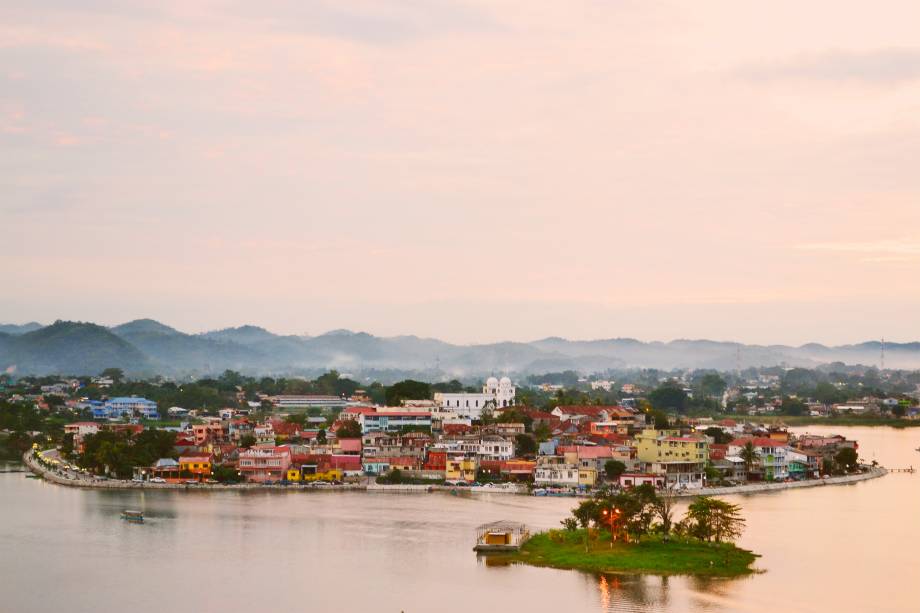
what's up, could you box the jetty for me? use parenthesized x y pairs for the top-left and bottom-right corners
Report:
(474, 521), (530, 553)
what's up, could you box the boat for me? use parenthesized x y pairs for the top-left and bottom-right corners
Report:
(121, 510), (144, 523)
(532, 488), (547, 496)
(471, 482), (525, 494)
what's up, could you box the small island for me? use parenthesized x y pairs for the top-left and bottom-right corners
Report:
(496, 487), (759, 577)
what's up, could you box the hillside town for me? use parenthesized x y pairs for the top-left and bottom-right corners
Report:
(4, 371), (881, 491)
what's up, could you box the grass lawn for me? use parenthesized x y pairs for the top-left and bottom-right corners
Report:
(505, 530), (758, 577)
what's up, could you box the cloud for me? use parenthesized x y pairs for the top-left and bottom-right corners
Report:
(737, 48), (920, 84)
(797, 238), (920, 262)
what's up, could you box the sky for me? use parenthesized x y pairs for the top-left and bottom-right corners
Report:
(2, 1), (920, 345)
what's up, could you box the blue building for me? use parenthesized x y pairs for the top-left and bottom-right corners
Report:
(102, 397), (159, 420)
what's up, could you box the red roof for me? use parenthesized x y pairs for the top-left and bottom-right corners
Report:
(330, 455), (362, 470)
(338, 439), (362, 453)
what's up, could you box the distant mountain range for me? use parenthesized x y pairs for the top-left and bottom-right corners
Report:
(0, 319), (915, 378)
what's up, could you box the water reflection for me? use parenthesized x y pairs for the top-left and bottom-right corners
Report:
(1, 426), (918, 613)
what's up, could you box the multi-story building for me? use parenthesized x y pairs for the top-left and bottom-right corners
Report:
(433, 377), (515, 420)
(100, 397), (159, 420)
(269, 395), (349, 411)
(636, 429), (709, 489)
(534, 456), (580, 488)
(360, 411), (432, 434)
(238, 446), (292, 483)
(728, 437), (790, 481)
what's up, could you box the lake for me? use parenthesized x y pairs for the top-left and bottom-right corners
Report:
(1, 426), (917, 613)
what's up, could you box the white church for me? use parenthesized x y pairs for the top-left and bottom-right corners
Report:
(433, 376), (516, 420)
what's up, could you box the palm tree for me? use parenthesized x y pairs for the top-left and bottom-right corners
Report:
(739, 441), (758, 479)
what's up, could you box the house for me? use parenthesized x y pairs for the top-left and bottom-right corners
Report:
(445, 454), (478, 482)
(727, 438), (789, 481)
(329, 454), (363, 476)
(786, 448), (821, 479)
(619, 473), (665, 489)
(178, 453), (213, 480)
(363, 459), (391, 475)
(534, 455), (580, 487)
(238, 446), (292, 483)
(192, 423), (224, 445)
(150, 458), (180, 480)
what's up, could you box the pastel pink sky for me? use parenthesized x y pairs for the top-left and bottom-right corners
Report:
(3, 1), (920, 344)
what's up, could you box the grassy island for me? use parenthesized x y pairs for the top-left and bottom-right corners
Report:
(507, 530), (758, 577)
(500, 487), (760, 577)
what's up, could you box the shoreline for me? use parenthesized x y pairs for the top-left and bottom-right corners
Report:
(22, 450), (889, 496)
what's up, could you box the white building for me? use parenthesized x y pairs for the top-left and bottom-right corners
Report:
(534, 458), (580, 487)
(434, 377), (515, 420)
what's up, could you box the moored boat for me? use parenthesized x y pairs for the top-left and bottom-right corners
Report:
(121, 510), (144, 523)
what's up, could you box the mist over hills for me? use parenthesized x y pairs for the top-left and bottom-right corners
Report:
(0, 319), (913, 378)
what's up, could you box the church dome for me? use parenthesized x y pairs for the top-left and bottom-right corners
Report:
(499, 376), (512, 385)
(486, 376), (499, 387)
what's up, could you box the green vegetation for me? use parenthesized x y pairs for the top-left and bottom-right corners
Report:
(78, 429), (177, 479)
(375, 469), (443, 486)
(511, 487), (756, 577)
(508, 530), (758, 577)
(335, 419), (362, 438)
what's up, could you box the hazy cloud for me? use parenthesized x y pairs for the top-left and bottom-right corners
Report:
(738, 48), (920, 84)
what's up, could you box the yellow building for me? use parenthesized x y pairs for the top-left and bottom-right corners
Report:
(178, 454), (212, 478)
(445, 455), (477, 482)
(577, 466), (597, 487)
(635, 429), (708, 489)
(286, 467), (344, 482)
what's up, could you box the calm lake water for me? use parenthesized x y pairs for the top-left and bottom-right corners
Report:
(2, 426), (918, 613)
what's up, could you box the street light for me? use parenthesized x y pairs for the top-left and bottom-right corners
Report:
(601, 507), (622, 546)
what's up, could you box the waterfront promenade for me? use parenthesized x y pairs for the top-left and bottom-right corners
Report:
(23, 449), (887, 495)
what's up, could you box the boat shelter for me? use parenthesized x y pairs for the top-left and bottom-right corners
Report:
(474, 521), (530, 552)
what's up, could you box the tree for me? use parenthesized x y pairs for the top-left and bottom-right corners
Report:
(336, 419), (362, 439)
(739, 441), (758, 477)
(239, 434), (256, 449)
(699, 373), (727, 398)
(703, 426), (732, 444)
(648, 383), (689, 413)
(317, 428), (327, 444)
(212, 464), (243, 483)
(835, 447), (858, 472)
(683, 496), (746, 543)
(533, 422), (551, 442)
(780, 397), (806, 416)
(604, 459), (627, 481)
(100, 368), (125, 384)
(385, 380), (431, 407)
(514, 433), (538, 456)
(652, 486), (676, 538)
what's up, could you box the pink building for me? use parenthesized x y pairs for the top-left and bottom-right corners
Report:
(238, 446), (292, 483)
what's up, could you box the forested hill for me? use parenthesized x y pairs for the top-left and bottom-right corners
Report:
(0, 319), (915, 377)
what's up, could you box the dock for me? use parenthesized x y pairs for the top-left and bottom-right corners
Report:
(474, 521), (530, 553)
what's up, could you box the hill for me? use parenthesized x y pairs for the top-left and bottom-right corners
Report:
(1, 319), (917, 376)
(0, 321), (151, 375)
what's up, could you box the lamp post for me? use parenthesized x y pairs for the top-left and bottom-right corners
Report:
(601, 507), (622, 546)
